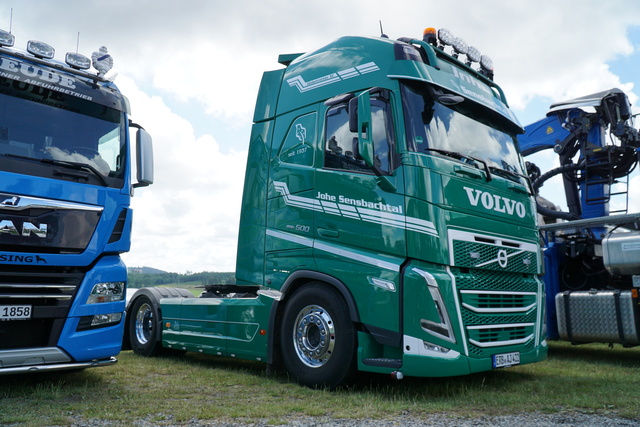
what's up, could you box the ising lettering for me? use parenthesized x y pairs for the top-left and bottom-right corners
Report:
(0, 254), (47, 263)
(0, 220), (48, 238)
(463, 187), (526, 218)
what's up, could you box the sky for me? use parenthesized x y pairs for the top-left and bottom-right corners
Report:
(2, 0), (640, 273)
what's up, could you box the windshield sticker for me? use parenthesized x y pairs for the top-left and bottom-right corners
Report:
(287, 62), (380, 93)
(0, 56), (92, 101)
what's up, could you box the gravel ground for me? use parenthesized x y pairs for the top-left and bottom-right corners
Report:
(53, 411), (639, 427)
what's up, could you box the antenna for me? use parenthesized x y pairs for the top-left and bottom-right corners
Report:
(76, 32), (80, 53)
(9, 8), (13, 33)
(379, 20), (388, 39)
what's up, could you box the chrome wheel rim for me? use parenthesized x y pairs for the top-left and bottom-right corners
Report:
(293, 305), (336, 368)
(135, 302), (153, 345)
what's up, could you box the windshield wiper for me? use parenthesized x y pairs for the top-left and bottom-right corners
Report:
(42, 158), (109, 187)
(422, 147), (492, 181)
(4, 153), (109, 187)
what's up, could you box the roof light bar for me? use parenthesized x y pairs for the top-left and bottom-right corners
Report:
(429, 27), (495, 79)
(0, 29), (15, 47)
(27, 40), (55, 59)
(65, 52), (91, 70)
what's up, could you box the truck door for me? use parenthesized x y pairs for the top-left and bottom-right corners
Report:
(266, 111), (318, 288)
(314, 89), (406, 336)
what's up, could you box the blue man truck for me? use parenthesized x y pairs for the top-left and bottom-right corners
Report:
(0, 29), (153, 373)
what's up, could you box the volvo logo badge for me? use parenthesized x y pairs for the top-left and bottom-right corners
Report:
(497, 249), (509, 268)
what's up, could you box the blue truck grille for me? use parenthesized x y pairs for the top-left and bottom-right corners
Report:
(0, 266), (84, 349)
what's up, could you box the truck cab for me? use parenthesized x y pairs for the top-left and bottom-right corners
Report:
(0, 30), (152, 373)
(128, 28), (547, 388)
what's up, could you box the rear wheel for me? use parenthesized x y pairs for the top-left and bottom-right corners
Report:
(280, 283), (356, 388)
(128, 294), (163, 357)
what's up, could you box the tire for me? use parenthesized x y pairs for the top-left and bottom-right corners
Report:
(128, 294), (164, 357)
(280, 283), (356, 388)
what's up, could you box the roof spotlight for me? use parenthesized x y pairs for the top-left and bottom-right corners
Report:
(452, 38), (468, 57)
(0, 29), (15, 47)
(466, 46), (482, 65)
(27, 40), (55, 59)
(437, 28), (456, 47)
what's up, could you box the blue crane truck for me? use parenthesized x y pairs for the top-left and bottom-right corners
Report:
(521, 88), (640, 345)
(0, 29), (153, 373)
(126, 27), (547, 388)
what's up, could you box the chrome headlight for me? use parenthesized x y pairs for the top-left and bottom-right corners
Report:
(87, 281), (125, 304)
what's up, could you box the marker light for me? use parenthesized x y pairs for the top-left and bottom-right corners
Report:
(423, 27), (437, 46)
(0, 29), (15, 47)
(65, 52), (91, 70)
(27, 40), (55, 59)
(437, 28), (456, 47)
(466, 46), (482, 64)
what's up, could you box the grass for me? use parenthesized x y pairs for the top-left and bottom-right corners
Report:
(1, 341), (639, 425)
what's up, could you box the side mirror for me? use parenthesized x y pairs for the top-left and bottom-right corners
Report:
(134, 127), (154, 187)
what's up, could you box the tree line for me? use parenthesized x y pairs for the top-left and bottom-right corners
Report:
(127, 271), (236, 289)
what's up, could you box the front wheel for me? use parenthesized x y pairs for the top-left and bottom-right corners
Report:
(128, 294), (163, 357)
(280, 283), (356, 388)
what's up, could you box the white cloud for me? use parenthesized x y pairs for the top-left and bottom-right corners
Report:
(3, 0), (640, 272)
(115, 76), (247, 272)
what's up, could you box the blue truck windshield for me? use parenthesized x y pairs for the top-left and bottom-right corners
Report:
(0, 77), (126, 187)
(401, 82), (525, 177)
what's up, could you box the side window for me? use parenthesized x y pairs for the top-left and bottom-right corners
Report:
(324, 104), (368, 173)
(278, 113), (316, 167)
(324, 95), (394, 174)
(370, 100), (392, 173)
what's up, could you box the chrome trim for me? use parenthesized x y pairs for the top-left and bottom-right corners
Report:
(0, 294), (72, 300)
(460, 290), (537, 313)
(468, 335), (534, 348)
(0, 194), (103, 212)
(412, 268), (456, 344)
(0, 358), (117, 374)
(466, 322), (535, 348)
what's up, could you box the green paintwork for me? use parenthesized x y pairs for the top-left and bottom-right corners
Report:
(162, 30), (547, 378)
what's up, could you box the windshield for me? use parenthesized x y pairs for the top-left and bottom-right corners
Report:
(401, 82), (525, 177)
(0, 77), (126, 186)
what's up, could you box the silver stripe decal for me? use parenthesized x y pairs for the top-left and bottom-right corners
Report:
(273, 181), (438, 237)
(266, 229), (400, 272)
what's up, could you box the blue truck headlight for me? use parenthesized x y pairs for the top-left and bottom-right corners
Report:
(91, 312), (123, 326)
(87, 282), (125, 304)
(77, 312), (123, 331)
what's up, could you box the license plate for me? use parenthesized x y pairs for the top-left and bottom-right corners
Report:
(0, 305), (32, 320)
(492, 351), (520, 368)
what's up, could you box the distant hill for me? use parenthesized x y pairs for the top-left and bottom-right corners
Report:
(128, 266), (168, 275)
(127, 269), (235, 289)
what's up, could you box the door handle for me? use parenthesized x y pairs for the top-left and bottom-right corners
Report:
(317, 228), (339, 238)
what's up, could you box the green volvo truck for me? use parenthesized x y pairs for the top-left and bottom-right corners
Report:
(126, 28), (547, 388)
